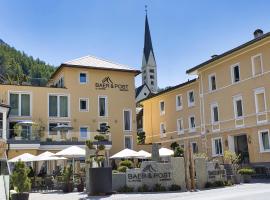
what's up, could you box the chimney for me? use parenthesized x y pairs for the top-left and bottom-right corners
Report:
(254, 29), (264, 38)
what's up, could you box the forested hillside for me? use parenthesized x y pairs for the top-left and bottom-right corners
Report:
(0, 39), (55, 86)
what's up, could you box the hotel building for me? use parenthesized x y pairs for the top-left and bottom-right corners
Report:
(0, 55), (140, 159)
(140, 29), (270, 168)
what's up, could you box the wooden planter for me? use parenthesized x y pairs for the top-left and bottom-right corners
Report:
(89, 167), (112, 195)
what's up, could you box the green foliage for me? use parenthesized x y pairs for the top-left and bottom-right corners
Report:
(11, 161), (31, 193)
(137, 131), (146, 144)
(238, 168), (255, 175)
(152, 183), (166, 192)
(112, 170), (119, 174)
(119, 160), (133, 168)
(205, 180), (232, 188)
(224, 150), (241, 172)
(94, 135), (106, 141)
(118, 185), (134, 193)
(170, 142), (179, 150)
(62, 165), (73, 183)
(0, 40), (55, 85)
(117, 166), (128, 173)
(98, 144), (105, 151)
(94, 156), (105, 167)
(174, 147), (184, 157)
(85, 140), (95, 149)
(137, 184), (150, 192)
(168, 184), (181, 191)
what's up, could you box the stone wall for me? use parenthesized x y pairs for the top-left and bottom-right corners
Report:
(112, 173), (126, 191)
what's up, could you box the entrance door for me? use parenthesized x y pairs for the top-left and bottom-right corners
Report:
(234, 135), (249, 164)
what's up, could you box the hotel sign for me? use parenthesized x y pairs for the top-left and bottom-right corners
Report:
(95, 77), (128, 91)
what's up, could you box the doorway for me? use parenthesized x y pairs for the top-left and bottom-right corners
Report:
(234, 135), (249, 164)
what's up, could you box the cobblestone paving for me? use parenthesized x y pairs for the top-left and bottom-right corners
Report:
(30, 183), (270, 200)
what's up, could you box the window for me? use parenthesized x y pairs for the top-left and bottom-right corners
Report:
(55, 77), (64, 88)
(149, 69), (155, 73)
(187, 90), (195, 107)
(177, 118), (184, 134)
(150, 75), (154, 79)
(233, 95), (243, 119)
(231, 64), (240, 83)
(211, 103), (219, 123)
(208, 74), (217, 91)
(98, 96), (108, 117)
(124, 135), (133, 149)
(79, 98), (89, 112)
(191, 142), (198, 154)
(151, 81), (154, 85)
(176, 95), (183, 111)
(123, 109), (132, 131)
(189, 116), (196, 132)
(212, 138), (223, 156)
(160, 101), (165, 115)
(80, 127), (88, 139)
(160, 123), (166, 137)
(49, 95), (69, 117)
(254, 88), (266, 113)
(252, 54), (263, 76)
(79, 72), (87, 84)
(259, 130), (270, 152)
(9, 92), (31, 117)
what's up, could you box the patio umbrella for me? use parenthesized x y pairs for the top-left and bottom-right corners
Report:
(16, 120), (37, 126)
(8, 153), (36, 162)
(52, 124), (73, 131)
(159, 147), (174, 157)
(136, 150), (151, 159)
(32, 151), (67, 161)
(110, 148), (138, 159)
(55, 146), (85, 181)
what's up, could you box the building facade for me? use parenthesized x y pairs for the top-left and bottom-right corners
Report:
(0, 55), (140, 159)
(140, 29), (270, 167)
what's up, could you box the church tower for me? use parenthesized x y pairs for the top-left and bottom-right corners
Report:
(141, 10), (158, 93)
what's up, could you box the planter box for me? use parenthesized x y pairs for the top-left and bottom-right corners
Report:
(241, 174), (251, 183)
(12, 193), (29, 200)
(89, 167), (112, 195)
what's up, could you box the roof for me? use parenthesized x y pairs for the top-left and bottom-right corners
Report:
(186, 32), (270, 74)
(135, 83), (151, 98)
(51, 55), (141, 79)
(143, 14), (155, 63)
(139, 78), (197, 103)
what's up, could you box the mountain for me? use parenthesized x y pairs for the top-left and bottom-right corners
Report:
(0, 39), (56, 86)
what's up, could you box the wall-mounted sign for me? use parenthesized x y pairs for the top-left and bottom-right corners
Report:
(95, 77), (128, 91)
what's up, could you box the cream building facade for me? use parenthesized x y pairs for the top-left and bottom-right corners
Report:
(141, 29), (270, 167)
(0, 55), (140, 159)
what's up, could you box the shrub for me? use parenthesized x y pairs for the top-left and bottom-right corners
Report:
(212, 180), (225, 187)
(11, 161), (31, 193)
(118, 186), (134, 193)
(168, 184), (181, 191)
(119, 160), (133, 168)
(170, 142), (179, 150)
(137, 131), (146, 144)
(205, 182), (213, 188)
(86, 140), (95, 149)
(152, 183), (166, 192)
(138, 184), (150, 192)
(112, 170), (119, 174)
(238, 168), (255, 175)
(174, 147), (184, 157)
(224, 180), (233, 186)
(117, 166), (128, 173)
(94, 135), (106, 141)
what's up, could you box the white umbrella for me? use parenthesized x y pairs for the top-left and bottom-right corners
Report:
(16, 120), (37, 126)
(8, 153), (36, 162)
(110, 148), (138, 159)
(33, 151), (67, 161)
(159, 147), (174, 157)
(55, 146), (85, 181)
(136, 150), (151, 158)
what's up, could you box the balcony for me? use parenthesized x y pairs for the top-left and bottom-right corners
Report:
(7, 129), (40, 144)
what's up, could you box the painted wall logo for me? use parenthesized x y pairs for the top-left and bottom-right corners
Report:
(142, 164), (157, 173)
(95, 76), (128, 91)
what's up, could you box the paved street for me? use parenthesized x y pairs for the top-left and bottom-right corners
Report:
(29, 183), (270, 200)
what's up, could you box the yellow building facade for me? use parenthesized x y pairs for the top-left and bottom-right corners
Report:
(141, 30), (270, 167)
(0, 55), (140, 158)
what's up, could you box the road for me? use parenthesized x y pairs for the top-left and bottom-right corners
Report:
(30, 183), (270, 200)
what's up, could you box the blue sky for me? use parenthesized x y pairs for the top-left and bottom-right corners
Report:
(1, 0), (270, 88)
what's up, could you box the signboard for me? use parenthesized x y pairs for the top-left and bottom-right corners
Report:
(126, 161), (173, 188)
(95, 77), (128, 91)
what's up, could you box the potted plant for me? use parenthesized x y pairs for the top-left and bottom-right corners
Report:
(238, 168), (255, 183)
(11, 161), (31, 200)
(76, 176), (84, 192)
(62, 165), (74, 193)
(224, 150), (241, 184)
(14, 124), (22, 140)
(86, 125), (112, 195)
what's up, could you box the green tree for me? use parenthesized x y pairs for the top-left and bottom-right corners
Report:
(11, 161), (31, 193)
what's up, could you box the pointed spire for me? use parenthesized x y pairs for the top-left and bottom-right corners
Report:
(143, 9), (155, 64)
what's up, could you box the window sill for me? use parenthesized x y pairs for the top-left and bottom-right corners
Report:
(212, 154), (223, 157)
(189, 129), (196, 133)
(188, 104), (195, 108)
(79, 110), (89, 112)
(176, 107), (183, 111)
(260, 150), (270, 153)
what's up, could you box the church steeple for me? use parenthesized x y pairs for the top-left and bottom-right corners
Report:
(142, 7), (157, 93)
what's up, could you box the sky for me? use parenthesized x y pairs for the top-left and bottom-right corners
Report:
(1, 0), (270, 88)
